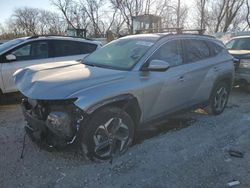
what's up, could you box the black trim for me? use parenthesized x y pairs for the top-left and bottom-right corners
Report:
(86, 94), (138, 114)
(139, 100), (209, 129)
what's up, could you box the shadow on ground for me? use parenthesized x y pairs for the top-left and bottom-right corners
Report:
(0, 92), (23, 105)
(135, 117), (196, 144)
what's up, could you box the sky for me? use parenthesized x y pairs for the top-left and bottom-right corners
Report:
(0, 0), (58, 23)
(0, 0), (195, 24)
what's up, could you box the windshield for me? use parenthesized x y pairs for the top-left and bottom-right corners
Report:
(225, 38), (250, 50)
(0, 38), (25, 53)
(83, 38), (156, 70)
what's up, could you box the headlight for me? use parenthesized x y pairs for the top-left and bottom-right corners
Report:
(239, 59), (250, 69)
(46, 111), (73, 139)
(47, 112), (67, 127)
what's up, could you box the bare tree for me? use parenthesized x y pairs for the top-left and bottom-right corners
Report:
(52, 0), (107, 37)
(246, 0), (250, 28)
(176, 0), (180, 28)
(110, 0), (144, 34)
(209, 0), (245, 33)
(195, 0), (209, 29)
(51, 0), (76, 29)
(80, 0), (106, 37)
(0, 24), (4, 35)
(12, 7), (40, 35)
(4, 7), (67, 37)
(39, 10), (66, 35)
(154, 0), (188, 28)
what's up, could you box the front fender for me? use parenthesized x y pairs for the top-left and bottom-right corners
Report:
(72, 84), (143, 115)
(80, 94), (137, 114)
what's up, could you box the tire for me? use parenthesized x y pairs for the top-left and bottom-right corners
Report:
(238, 81), (250, 93)
(206, 81), (230, 115)
(243, 84), (250, 93)
(79, 106), (135, 161)
(0, 90), (3, 105)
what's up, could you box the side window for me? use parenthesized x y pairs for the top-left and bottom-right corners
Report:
(149, 40), (183, 67)
(78, 42), (97, 54)
(12, 44), (31, 58)
(9, 41), (48, 61)
(207, 41), (224, 56)
(183, 39), (210, 63)
(51, 40), (98, 57)
(34, 41), (49, 59)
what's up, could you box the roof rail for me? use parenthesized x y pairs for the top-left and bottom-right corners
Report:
(27, 35), (93, 41)
(136, 27), (183, 34)
(181, 29), (206, 35)
(136, 28), (206, 35)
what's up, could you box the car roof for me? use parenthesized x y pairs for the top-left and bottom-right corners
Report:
(122, 33), (166, 41)
(121, 33), (216, 42)
(26, 36), (102, 45)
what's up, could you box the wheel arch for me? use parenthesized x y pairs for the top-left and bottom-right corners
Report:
(85, 94), (142, 127)
(214, 73), (234, 91)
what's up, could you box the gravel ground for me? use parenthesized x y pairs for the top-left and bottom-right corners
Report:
(0, 89), (250, 188)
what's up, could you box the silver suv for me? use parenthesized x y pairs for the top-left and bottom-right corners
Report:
(15, 33), (234, 160)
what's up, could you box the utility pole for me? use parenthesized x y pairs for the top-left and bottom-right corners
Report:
(200, 0), (206, 29)
(177, 0), (180, 28)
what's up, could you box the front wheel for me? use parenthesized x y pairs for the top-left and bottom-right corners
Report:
(206, 82), (230, 115)
(0, 90), (3, 105)
(243, 84), (250, 93)
(79, 107), (135, 161)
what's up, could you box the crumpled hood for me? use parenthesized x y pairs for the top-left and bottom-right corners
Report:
(14, 61), (125, 100)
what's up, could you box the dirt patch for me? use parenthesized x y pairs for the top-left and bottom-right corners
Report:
(0, 89), (250, 188)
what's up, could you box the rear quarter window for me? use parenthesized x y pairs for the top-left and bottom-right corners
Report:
(206, 41), (225, 56)
(78, 42), (97, 54)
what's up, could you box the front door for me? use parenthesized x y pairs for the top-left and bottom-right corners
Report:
(1, 40), (52, 93)
(142, 39), (196, 121)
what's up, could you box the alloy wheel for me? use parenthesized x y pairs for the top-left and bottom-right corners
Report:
(213, 86), (228, 112)
(93, 117), (129, 158)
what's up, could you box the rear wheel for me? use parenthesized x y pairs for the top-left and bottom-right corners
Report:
(206, 82), (230, 115)
(79, 106), (135, 161)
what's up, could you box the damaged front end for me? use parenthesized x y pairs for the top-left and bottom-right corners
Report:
(22, 98), (84, 148)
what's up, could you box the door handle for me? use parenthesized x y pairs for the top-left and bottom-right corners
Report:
(213, 66), (220, 72)
(178, 76), (185, 82)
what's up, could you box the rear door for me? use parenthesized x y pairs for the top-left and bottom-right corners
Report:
(181, 38), (215, 103)
(50, 40), (98, 62)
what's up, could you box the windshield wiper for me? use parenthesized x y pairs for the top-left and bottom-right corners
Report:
(81, 61), (96, 67)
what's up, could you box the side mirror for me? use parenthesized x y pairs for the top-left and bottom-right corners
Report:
(142, 60), (170, 72)
(6, 54), (16, 61)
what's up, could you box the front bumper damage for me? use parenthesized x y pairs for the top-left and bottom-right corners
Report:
(22, 98), (84, 148)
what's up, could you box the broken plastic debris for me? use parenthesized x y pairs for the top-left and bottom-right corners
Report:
(228, 150), (244, 158)
(227, 180), (240, 187)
